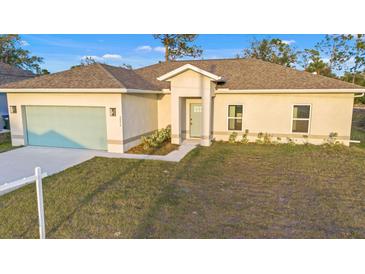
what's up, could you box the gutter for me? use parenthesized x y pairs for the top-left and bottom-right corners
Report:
(354, 93), (365, 98)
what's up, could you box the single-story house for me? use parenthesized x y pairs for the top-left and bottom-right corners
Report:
(0, 58), (363, 153)
(0, 62), (35, 129)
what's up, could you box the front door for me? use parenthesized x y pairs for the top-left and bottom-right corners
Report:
(190, 103), (202, 138)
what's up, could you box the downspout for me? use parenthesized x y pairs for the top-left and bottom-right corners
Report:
(354, 92), (365, 98)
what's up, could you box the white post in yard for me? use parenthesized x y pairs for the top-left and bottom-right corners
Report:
(35, 167), (46, 239)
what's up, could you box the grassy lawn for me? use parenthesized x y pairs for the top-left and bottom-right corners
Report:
(1, 142), (364, 239)
(127, 141), (179, 155)
(0, 132), (13, 153)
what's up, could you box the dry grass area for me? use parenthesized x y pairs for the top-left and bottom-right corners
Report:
(127, 141), (179, 155)
(0, 142), (364, 239)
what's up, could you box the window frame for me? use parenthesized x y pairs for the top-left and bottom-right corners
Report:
(227, 104), (244, 132)
(291, 104), (311, 134)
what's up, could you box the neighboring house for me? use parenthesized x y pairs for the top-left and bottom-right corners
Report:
(0, 58), (363, 153)
(0, 62), (35, 116)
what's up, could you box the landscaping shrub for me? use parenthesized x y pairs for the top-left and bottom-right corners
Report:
(228, 132), (238, 143)
(263, 133), (272, 144)
(325, 132), (341, 146)
(286, 137), (295, 145)
(240, 129), (249, 144)
(141, 125), (171, 150)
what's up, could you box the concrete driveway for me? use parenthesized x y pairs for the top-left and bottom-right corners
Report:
(0, 146), (102, 185)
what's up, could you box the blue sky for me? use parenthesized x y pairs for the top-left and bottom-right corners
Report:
(21, 34), (326, 73)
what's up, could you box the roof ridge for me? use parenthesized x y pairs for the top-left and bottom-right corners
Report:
(95, 63), (125, 88)
(134, 57), (246, 71)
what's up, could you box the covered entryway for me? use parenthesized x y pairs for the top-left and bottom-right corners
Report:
(24, 106), (107, 150)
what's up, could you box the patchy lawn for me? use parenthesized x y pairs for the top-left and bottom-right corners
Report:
(0, 142), (364, 239)
(127, 141), (179, 155)
(0, 132), (13, 153)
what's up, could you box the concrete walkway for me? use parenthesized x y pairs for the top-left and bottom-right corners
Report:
(0, 141), (197, 187)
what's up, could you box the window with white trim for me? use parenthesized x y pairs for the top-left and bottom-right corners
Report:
(292, 105), (311, 133)
(228, 105), (243, 131)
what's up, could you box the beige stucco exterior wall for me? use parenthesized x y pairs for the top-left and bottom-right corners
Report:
(7, 92), (124, 153)
(212, 93), (354, 145)
(121, 93), (158, 151)
(168, 70), (214, 146)
(157, 94), (171, 129)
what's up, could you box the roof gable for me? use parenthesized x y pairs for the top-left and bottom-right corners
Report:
(157, 64), (222, 81)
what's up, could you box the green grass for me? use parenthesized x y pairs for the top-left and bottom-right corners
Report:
(1, 142), (365, 239)
(0, 132), (13, 153)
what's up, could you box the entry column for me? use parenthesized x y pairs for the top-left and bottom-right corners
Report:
(201, 91), (212, 146)
(171, 94), (182, 145)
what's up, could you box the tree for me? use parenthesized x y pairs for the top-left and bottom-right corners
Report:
(40, 69), (50, 75)
(342, 72), (365, 103)
(348, 34), (365, 83)
(0, 34), (44, 73)
(120, 63), (132, 70)
(300, 49), (335, 77)
(153, 34), (203, 62)
(315, 34), (352, 72)
(241, 38), (298, 67)
(71, 56), (97, 69)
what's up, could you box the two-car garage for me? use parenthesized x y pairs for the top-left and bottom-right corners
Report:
(24, 105), (108, 150)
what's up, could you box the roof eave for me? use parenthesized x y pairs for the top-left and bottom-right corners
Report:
(215, 88), (365, 94)
(0, 88), (165, 94)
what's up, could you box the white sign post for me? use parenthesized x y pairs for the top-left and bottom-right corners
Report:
(35, 167), (46, 239)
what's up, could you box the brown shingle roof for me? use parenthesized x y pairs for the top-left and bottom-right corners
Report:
(0, 64), (122, 89)
(135, 58), (362, 90)
(0, 62), (35, 85)
(0, 63), (157, 89)
(0, 58), (362, 90)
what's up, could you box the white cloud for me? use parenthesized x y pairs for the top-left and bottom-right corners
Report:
(136, 45), (153, 52)
(153, 46), (165, 53)
(102, 54), (122, 60)
(20, 40), (30, 47)
(136, 45), (165, 53)
(282, 40), (295, 45)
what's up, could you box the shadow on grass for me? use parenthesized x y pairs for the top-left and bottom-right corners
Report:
(46, 160), (144, 237)
(132, 146), (231, 238)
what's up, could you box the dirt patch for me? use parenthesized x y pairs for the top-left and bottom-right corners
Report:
(127, 141), (179, 155)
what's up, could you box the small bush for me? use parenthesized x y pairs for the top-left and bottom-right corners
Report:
(263, 133), (272, 144)
(286, 137), (295, 145)
(256, 132), (264, 144)
(228, 132), (238, 143)
(302, 135), (309, 145)
(325, 132), (341, 146)
(141, 125), (171, 150)
(240, 129), (249, 144)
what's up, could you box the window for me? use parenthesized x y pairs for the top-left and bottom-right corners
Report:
(292, 105), (311, 133)
(228, 105), (243, 130)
